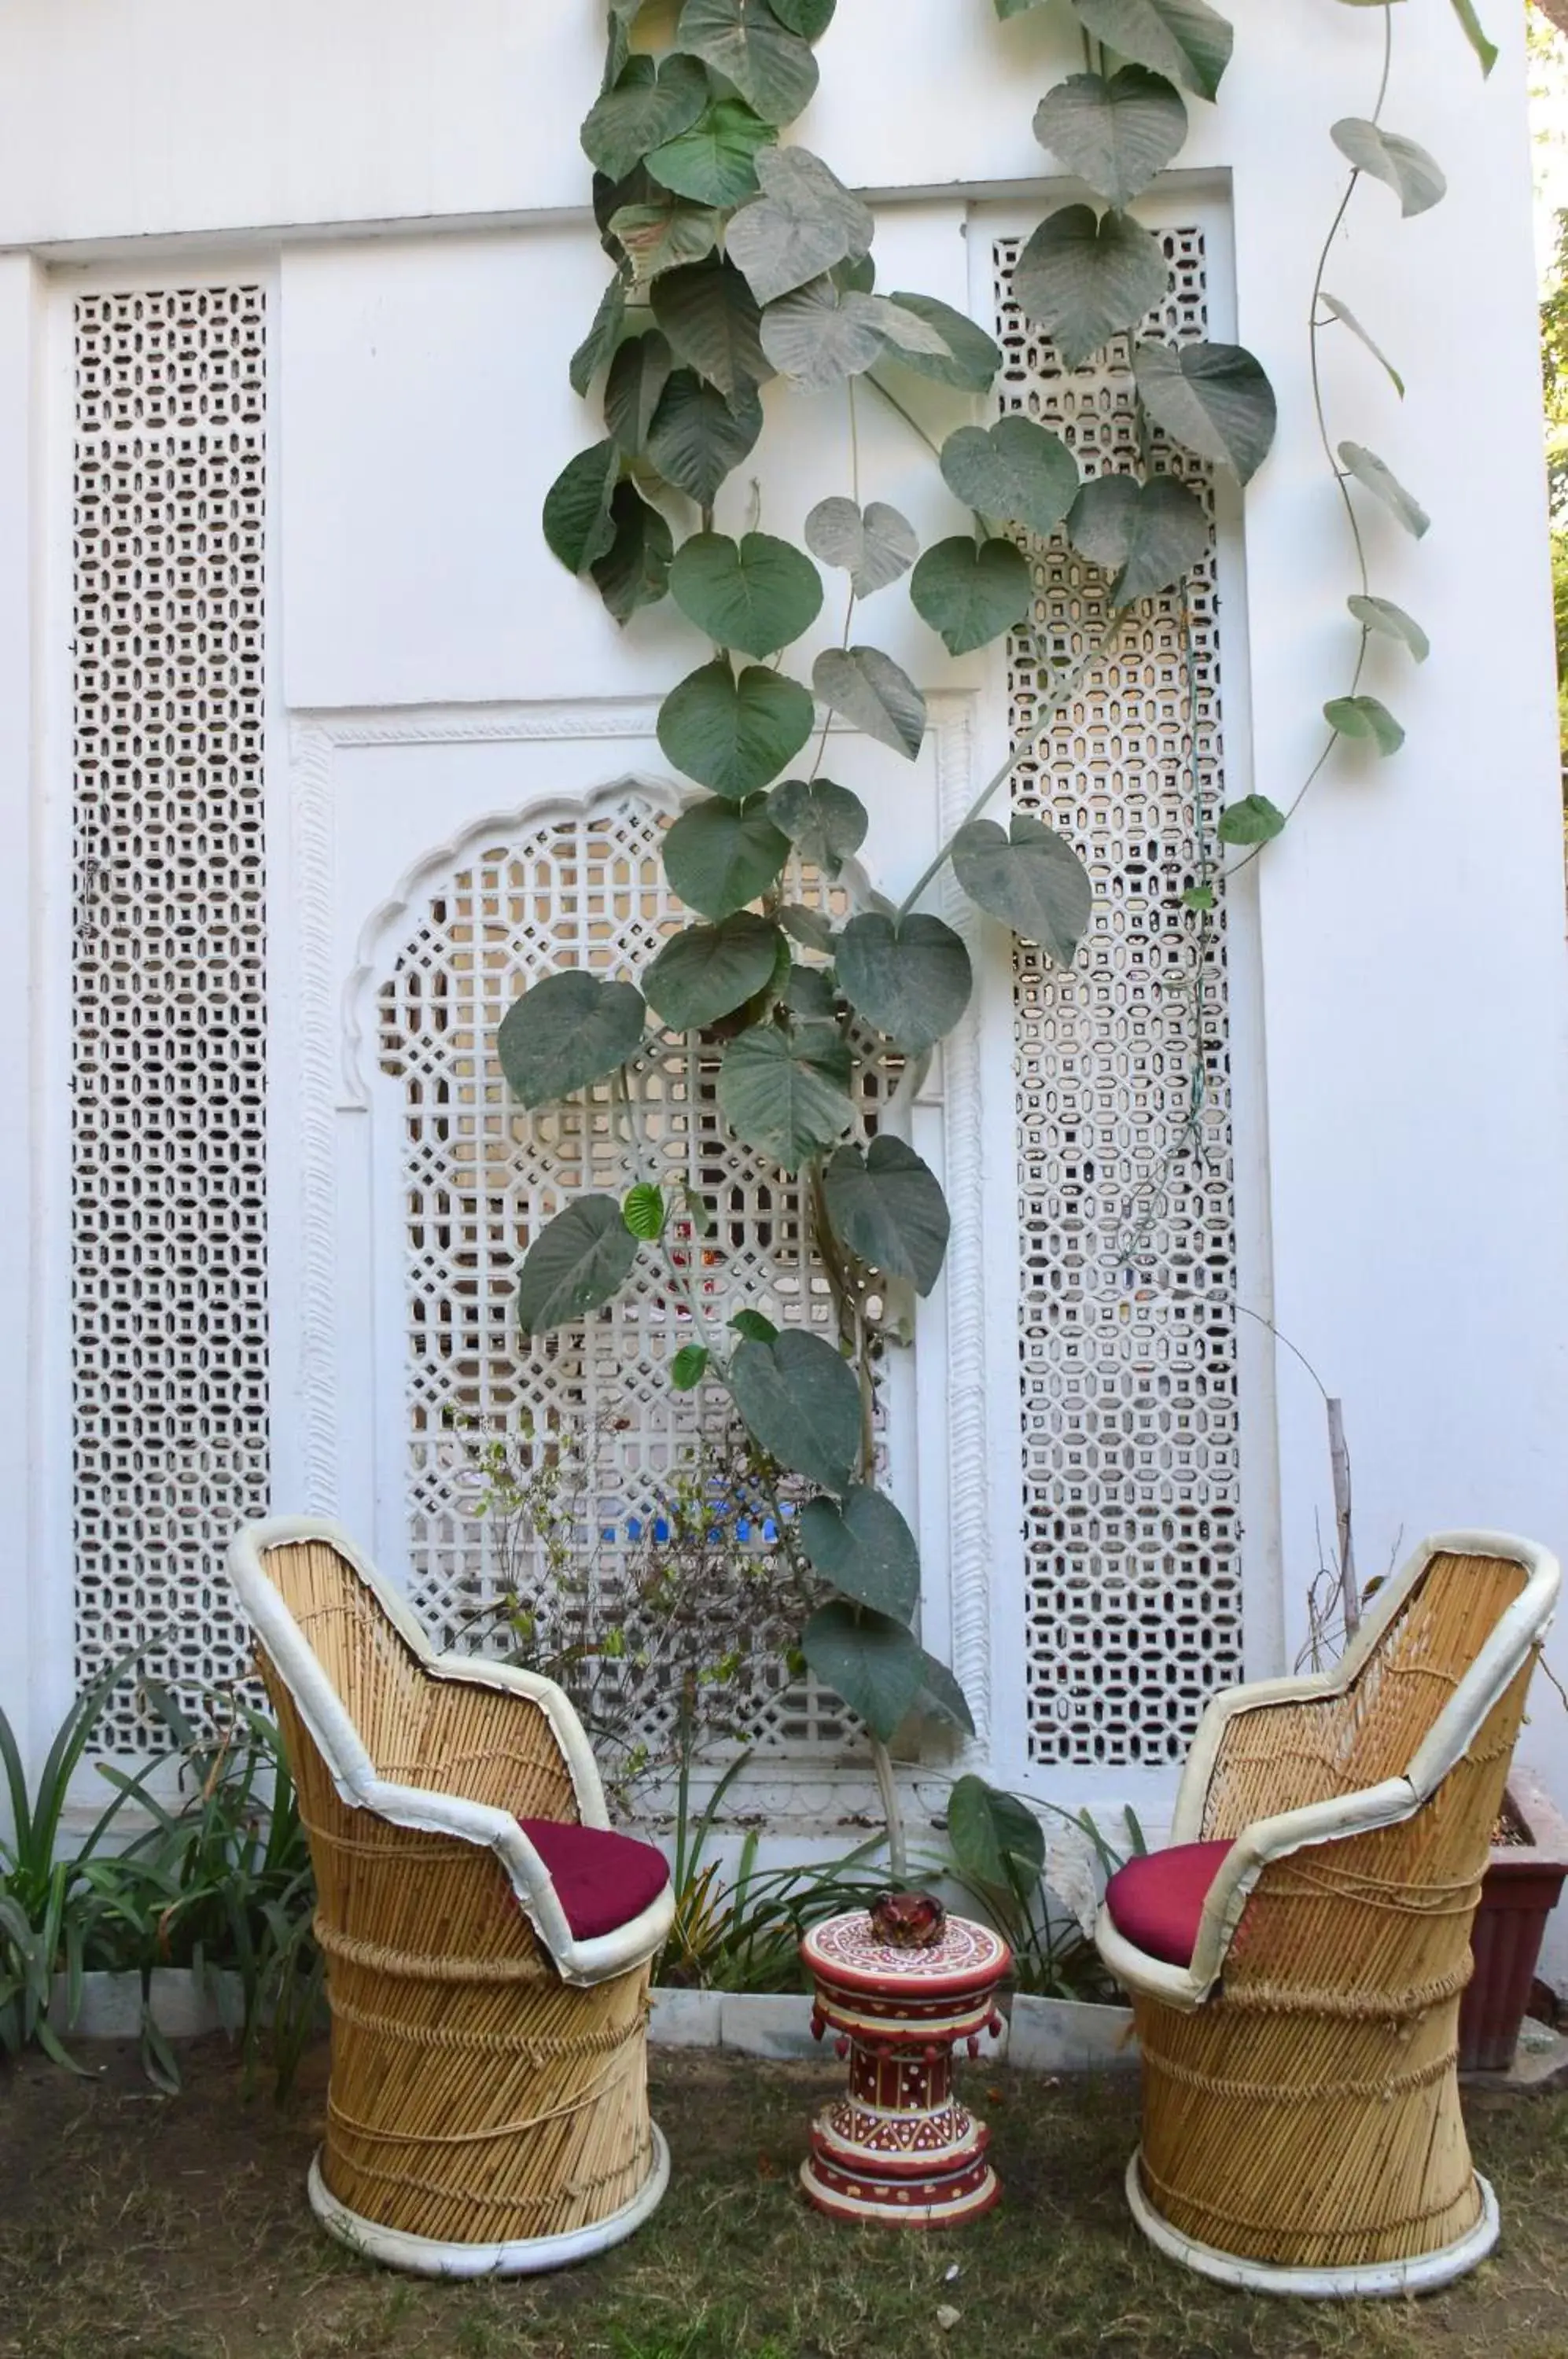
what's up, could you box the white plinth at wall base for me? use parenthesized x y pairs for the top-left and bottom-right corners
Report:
(1123, 2153), (1501, 2301)
(307, 2127), (671, 2280)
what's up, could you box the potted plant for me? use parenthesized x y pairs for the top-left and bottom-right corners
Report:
(1459, 1768), (1568, 2072)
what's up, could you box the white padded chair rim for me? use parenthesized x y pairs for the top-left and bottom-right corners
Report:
(1095, 1529), (1561, 2010)
(228, 1515), (674, 1988)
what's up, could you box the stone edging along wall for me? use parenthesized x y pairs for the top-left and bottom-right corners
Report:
(51, 1971), (1138, 2072)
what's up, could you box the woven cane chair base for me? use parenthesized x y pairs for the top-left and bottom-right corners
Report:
(1124, 2151), (1500, 2299)
(307, 2127), (671, 2280)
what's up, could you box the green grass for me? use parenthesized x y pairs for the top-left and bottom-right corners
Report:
(0, 2040), (1564, 2359)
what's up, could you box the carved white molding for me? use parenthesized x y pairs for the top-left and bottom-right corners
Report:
(285, 690), (989, 1778)
(289, 719), (342, 1518)
(932, 696), (991, 1749)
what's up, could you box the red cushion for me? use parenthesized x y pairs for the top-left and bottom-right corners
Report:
(1104, 1840), (1234, 1968)
(517, 1817), (670, 1942)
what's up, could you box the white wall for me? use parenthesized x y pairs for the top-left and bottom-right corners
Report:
(0, 0), (1563, 1977)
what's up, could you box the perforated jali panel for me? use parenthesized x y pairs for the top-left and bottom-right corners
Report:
(377, 795), (891, 1756)
(72, 286), (269, 1753)
(996, 229), (1244, 1765)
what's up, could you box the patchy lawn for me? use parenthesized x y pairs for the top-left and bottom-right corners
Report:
(0, 2040), (1565, 2359)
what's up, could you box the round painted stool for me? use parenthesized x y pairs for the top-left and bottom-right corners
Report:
(799, 1910), (1011, 2226)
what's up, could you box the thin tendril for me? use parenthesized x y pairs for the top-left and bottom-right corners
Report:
(1227, 0), (1393, 881)
(896, 620), (1125, 921)
(862, 369), (944, 462)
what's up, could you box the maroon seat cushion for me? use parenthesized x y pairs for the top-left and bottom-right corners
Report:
(1104, 1839), (1234, 1968)
(517, 1816), (670, 1942)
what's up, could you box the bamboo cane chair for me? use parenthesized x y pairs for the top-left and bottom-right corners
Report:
(228, 1516), (675, 2278)
(1095, 1529), (1560, 2298)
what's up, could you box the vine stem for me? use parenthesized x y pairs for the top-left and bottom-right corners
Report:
(613, 1062), (721, 1365)
(803, 1146), (908, 1887)
(862, 369), (943, 462)
(871, 1739), (908, 1886)
(895, 619), (1126, 922)
(1229, 0), (1394, 878)
(807, 379), (863, 782)
(857, 368), (1129, 922)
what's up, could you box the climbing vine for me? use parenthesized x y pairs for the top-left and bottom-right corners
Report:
(499, 0), (1492, 1871)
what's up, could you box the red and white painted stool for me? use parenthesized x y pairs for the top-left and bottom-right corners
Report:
(799, 1911), (1011, 2226)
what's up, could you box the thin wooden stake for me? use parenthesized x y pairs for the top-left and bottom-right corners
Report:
(1327, 1396), (1359, 1636)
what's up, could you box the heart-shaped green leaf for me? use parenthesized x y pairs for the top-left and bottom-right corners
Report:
(835, 912), (973, 1052)
(767, 777), (868, 878)
(866, 297), (958, 362)
(759, 276), (887, 390)
(779, 902), (836, 952)
(916, 1651), (975, 1735)
(799, 1485), (920, 1621)
(517, 1195), (641, 1335)
(610, 195), (722, 282)
(602, 13), (633, 104)
(646, 98), (776, 208)
(650, 258), (770, 400)
(731, 1308), (779, 1343)
(832, 252), (877, 296)
(1324, 694), (1405, 755)
(1012, 204), (1171, 370)
(1348, 594), (1429, 663)
(622, 1183), (668, 1242)
(939, 417), (1080, 537)
(1317, 293), (1404, 398)
(658, 659), (815, 797)
(727, 145), (875, 307)
(1331, 118), (1446, 217)
(948, 1775), (1046, 1886)
(646, 373), (764, 504)
(879, 292), (1003, 392)
(678, 0), (819, 124)
(1133, 339), (1277, 485)
(823, 1135), (951, 1296)
(1447, 0), (1497, 77)
(595, 156), (655, 242)
(1032, 66), (1189, 207)
(1216, 793), (1286, 846)
(910, 535), (1032, 656)
(669, 530), (824, 657)
(605, 330), (675, 455)
(581, 53), (710, 182)
(1069, 0), (1234, 101)
(542, 438), (621, 576)
(570, 274), (629, 396)
(671, 1341), (711, 1390)
(786, 963), (836, 1017)
(591, 481), (675, 624)
(643, 912), (786, 1028)
(804, 497), (919, 598)
(1338, 441), (1430, 539)
(951, 815), (1094, 968)
(1066, 473), (1209, 604)
(717, 1021), (854, 1168)
(768, 0), (836, 34)
(664, 794), (791, 918)
(729, 1329), (861, 1493)
(801, 1603), (924, 1739)
(812, 646), (927, 757)
(498, 970), (646, 1107)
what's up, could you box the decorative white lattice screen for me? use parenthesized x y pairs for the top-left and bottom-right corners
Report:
(375, 793), (892, 1757)
(72, 285), (269, 1753)
(996, 228), (1244, 1766)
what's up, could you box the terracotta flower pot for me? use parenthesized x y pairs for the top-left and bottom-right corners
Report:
(1458, 1770), (1568, 2072)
